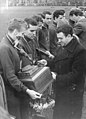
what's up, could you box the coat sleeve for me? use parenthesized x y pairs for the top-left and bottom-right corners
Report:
(0, 47), (28, 92)
(37, 29), (48, 51)
(56, 49), (86, 86)
(50, 29), (57, 55)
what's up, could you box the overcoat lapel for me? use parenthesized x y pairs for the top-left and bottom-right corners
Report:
(54, 47), (69, 62)
(54, 37), (78, 62)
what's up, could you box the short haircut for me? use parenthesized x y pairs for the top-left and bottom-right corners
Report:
(69, 8), (83, 16)
(24, 18), (38, 28)
(8, 18), (28, 32)
(32, 15), (43, 23)
(53, 10), (65, 20)
(38, 13), (45, 19)
(56, 24), (73, 36)
(42, 11), (52, 19)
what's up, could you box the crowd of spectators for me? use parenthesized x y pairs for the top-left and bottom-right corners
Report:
(0, 7), (86, 119)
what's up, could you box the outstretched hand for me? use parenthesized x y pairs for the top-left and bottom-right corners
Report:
(45, 51), (54, 59)
(26, 89), (42, 99)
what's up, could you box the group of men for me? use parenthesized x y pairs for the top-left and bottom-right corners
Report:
(0, 8), (86, 119)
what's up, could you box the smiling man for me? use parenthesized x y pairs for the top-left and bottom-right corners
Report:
(48, 24), (86, 119)
(42, 11), (52, 26)
(37, 11), (57, 59)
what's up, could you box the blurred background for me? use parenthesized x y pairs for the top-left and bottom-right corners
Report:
(0, 0), (86, 40)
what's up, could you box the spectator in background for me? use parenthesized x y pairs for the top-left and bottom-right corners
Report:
(69, 8), (86, 95)
(53, 9), (69, 29)
(79, 7), (86, 18)
(0, 18), (41, 119)
(69, 8), (80, 28)
(32, 15), (43, 29)
(69, 19), (75, 28)
(48, 24), (86, 119)
(37, 11), (57, 58)
(83, 8), (86, 18)
(69, 8), (86, 49)
(52, 9), (69, 56)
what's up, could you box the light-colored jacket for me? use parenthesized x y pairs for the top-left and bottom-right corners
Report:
(0, 75), (7, 110)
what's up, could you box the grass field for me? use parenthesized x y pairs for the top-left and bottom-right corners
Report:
(0, 6), (74, 39)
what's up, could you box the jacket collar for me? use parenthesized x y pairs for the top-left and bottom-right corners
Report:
(63, 36), (78, 53)
(6, 34), (15, 46)
(53, 21), (57, 27)
(42, 23), (49, 29)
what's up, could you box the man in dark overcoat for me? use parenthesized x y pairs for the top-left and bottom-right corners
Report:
(48, 24), (86, 119)
(0, 18), (41, 119)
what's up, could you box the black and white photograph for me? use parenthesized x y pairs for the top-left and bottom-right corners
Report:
(0, 0), (86, 119)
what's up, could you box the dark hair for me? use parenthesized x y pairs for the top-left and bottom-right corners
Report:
(53, 10), (65, 20)
(32, 15), (43, 23)
(69, 9), (83, 16)
(38, 13), (45, 19)
(8, 18), (28, 32)
(56, 24), (73, 36)
(24, 18), (38, 28)
(42, 11), (52, 19)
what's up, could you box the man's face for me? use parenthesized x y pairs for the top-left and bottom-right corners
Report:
(57, 32), (70, 46)
(44, 14), (52, 25)
(38, 21), (43, 29)
(69, 14), (77, 22)
(13, 26), (27, 41)
(54, 15), (64, 24)
(27, 24), (38, 37)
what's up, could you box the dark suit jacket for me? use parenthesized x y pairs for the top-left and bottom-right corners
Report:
(49, 36), (86, 119)
(37, 23), (57, 56)
(19, 35), (39, 67)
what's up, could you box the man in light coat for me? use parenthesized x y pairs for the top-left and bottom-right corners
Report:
(0, 18), (41, 119)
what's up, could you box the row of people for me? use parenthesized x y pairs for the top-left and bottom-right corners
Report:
(0, 10), (57, 119)
(0, 8), (86, 119)
(23, 8), (86, 119)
